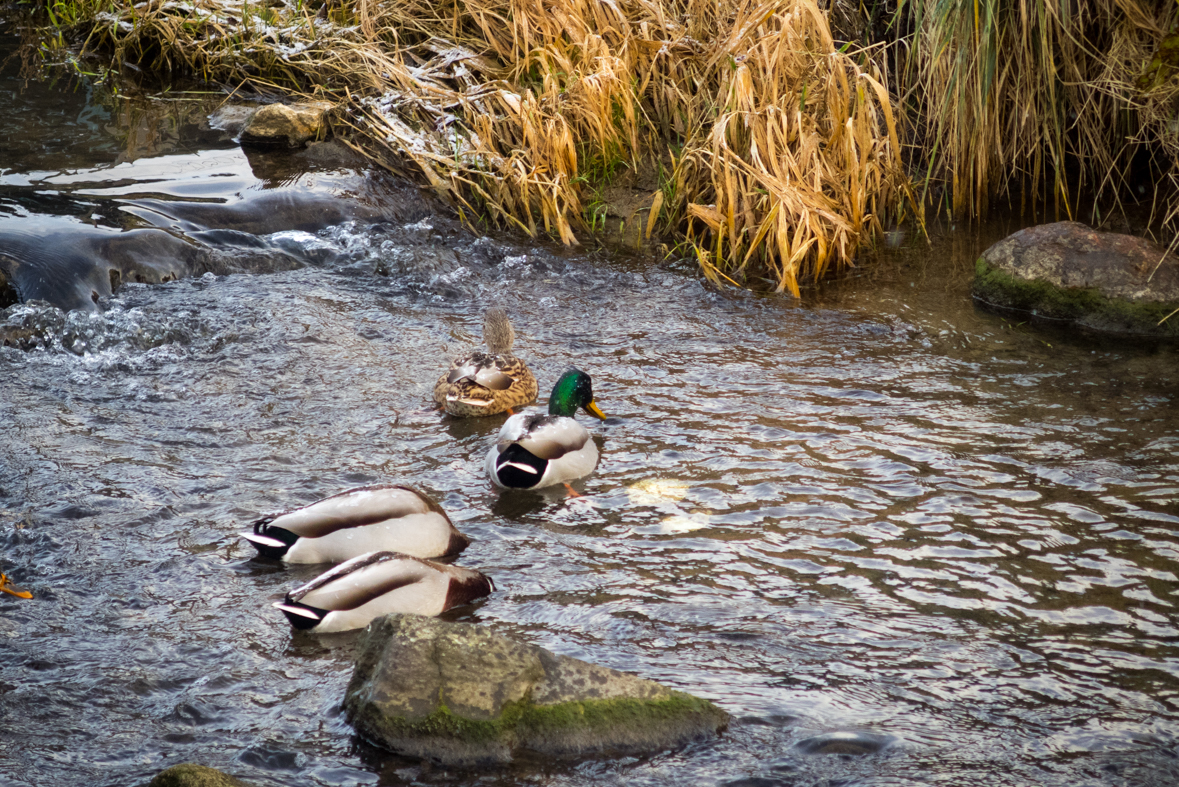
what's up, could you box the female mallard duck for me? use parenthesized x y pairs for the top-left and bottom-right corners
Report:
(485, 367), (607, 490)
(240, 484), (469, 564)
(434, 308), (538, 417)
(273, 551), (493, 633)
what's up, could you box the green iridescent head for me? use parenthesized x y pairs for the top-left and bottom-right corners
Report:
(547, 367), (607, 419)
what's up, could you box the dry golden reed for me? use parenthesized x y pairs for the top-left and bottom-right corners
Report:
(901, 0), (1179, 232)
(54, 0), (911, 294)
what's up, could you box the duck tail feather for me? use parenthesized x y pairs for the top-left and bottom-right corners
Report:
(252, 515), (277, 534)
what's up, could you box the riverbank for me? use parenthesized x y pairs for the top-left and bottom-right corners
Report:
(8, 0), (1179, 294)
(14, 0), (912, 294)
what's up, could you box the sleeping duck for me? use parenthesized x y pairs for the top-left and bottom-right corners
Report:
(273, 551), (493, 633)
(240, 484), (469, 563)
(434, 308), (538, 417)
(485, 367), (607, 490)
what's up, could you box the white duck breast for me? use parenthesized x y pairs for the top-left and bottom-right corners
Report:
(274, 551), (493, 634)
(486, 413), (599, 489)
(241, 485), (468, 563)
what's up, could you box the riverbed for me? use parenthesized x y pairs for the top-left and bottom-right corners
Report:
(2, 31), (1179, 787)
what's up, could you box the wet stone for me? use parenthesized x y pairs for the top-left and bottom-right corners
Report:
(0, 325), (38, 350)
(239, 103), (332, 149)
(148, 763), (249, 787)
(973, 221), (1179, 337)
(1, 301), (66, 350)
(793, 731), (896, 756)
(343, 614), (730, 766)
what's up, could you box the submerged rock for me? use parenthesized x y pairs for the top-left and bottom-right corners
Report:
(343, 614), (729, 766)
(0, 222), (302, 313)
(794, 730), (895, 755)
(148, 763), (248, 787)
(973, 221), (1179, 337)
(240, 103), (332, 148)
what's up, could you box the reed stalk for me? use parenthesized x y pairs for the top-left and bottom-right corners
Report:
(899, 0), (1179, 231)
(29, 0), (915, 293)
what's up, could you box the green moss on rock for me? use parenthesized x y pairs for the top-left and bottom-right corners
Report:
(357, 690), (727, 758)
(366, 698), (526, 743)
(973, 257), (1179, 337)
(148, 763), (247, 787)
(520, 691), (721, 733)
(344, 614), (729, 765)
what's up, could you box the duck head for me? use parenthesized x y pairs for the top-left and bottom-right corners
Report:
(548, 367), (606, 419)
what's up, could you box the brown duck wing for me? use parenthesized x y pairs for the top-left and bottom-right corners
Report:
(446, 351), (517, 390)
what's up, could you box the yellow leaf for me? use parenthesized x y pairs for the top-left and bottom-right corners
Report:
(646, 190), (664, 240)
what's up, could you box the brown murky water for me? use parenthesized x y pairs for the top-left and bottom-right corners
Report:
(2, 30), (1179, 787)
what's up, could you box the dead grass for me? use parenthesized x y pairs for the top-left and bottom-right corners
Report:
(39, 0), (912, 294)
(900, 0), (1179, 233)
(29, 0), (1179, 290)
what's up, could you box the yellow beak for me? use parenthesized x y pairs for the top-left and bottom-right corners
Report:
(585, 400), (607, 420)
(0, 574), (32, 600)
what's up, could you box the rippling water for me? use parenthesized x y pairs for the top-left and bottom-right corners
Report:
(3, 34), (1179, 787)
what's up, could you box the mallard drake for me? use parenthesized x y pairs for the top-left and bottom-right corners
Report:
(434, 308), (538, 417)
(240, 485), (469, 564)
(273, 551), (493, 633)
(485, 367), (607, 490)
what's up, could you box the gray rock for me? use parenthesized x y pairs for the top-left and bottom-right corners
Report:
(0, 225), (302, 313)
(344, 614), (729, 766)
(973, 221), (1179, 336)
(148, 763), (247, 787)
(0, 169), (426, 313)
(240, 103), (332, 148)
(207, 104), (260, 138)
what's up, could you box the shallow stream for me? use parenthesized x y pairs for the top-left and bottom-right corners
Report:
(3, 31), (1179, 787)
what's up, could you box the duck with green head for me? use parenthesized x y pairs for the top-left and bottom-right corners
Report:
(485, 367), (607, 490)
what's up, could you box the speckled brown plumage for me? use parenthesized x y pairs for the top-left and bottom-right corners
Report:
(434, 308), (538, 417)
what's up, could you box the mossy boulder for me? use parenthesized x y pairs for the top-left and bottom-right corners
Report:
(972, 221), (1179, 337)
(148, 763), (248, 787)
(343, 614), (729, 766)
